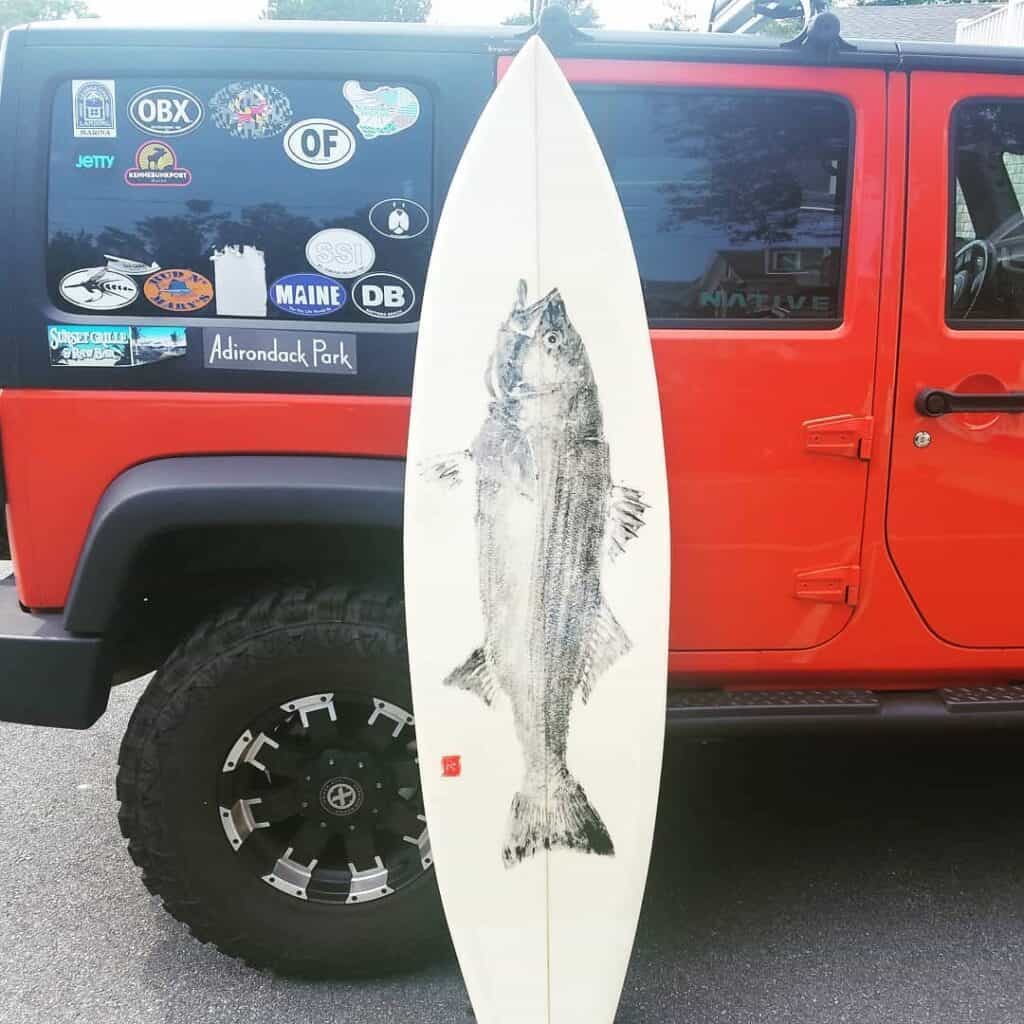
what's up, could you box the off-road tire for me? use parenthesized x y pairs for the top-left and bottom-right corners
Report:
(117, 584), (449, 978)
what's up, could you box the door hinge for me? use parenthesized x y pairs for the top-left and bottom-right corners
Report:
(803, 415), (873, 460)
(794, 565), (861, 606)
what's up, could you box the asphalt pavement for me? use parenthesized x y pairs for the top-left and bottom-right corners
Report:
(4, 662), (1024, 1022)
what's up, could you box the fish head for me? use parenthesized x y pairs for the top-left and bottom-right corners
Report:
(488, 281), (592, 413)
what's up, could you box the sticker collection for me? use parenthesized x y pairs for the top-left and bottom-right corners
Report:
(61, 76), (430, 369)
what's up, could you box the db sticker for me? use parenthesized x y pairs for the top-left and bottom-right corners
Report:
(442, 756), (461, 778)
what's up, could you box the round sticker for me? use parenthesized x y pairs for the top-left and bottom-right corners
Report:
(283, 119), (356, 170)
(209, 81), (292, 140)
(352, 272), (415, 320)
(59, 267), (138, 310)
(368, 198), (429, 240)
(144, 269), (214, 312)
(128, 87), (204, 137)
(269, 273), (347, 317)
(305, 228), (376, 279)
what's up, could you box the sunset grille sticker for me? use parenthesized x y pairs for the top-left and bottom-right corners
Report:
(342, 82), (420, 140)
(144, 269), (214, 312)
(210, 82), (293, 140)
(48, 324), (187, 367)
(124, 142), (192, 187)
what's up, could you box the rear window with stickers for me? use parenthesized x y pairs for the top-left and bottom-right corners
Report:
(48, 79), (432, 326)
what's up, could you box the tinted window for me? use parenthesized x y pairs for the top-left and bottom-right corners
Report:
(579, 89), (851, 325)
(48, 78), (432, 324)
(949, 101), (1024, 324)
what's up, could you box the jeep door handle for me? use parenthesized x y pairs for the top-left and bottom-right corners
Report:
(916, 388), (1024, 417)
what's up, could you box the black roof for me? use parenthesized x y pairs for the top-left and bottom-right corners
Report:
(13, 16), (1024, 74)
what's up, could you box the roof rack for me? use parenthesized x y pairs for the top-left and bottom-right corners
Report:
(781, 10), (856, 56)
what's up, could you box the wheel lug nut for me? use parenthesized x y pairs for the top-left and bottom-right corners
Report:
(328, 759), (335, 767)
(301, 801), (309, 809)
(372, 808), (379, 815)
(348, 824), (356, 832)
(305, 776), (311, 782)
(357, 762), (365, 769)
(319, 822), (326, 829)
(375, 782), (383, 790)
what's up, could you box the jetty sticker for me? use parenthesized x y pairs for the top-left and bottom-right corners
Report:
(75, 154), (115, 170)
(351, 272), (415, 320)
(211, 245), (267, 317)
(72, 80), (116, 138)
(128, 87), (204, 137)
(342, 81), (420, 140)
(203, 327), (356, 375)
(210, 81), (292, 139)
(48, 324), (187, 367)
(144, 269), (214, 312)
(269, 272), (346, 317)
(368, 198), (429, 240)
(283, 118), (355, 170)
(305, 228), (375, 279)
(59, 267), (137, 311)
(124, 142), (192, 187)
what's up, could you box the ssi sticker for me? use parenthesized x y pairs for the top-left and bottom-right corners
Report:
(72, 80), (116, 138)
(283, 119), (355, 170)
(342, 81), (420, 140)
(210, 81), (293, 139)
(305, 228), (376, 279)
(144, 269), (214, 312)
(269, 273), (346, 317)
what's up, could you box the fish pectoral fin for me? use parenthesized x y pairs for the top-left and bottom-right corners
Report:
(607, 484), (650, 561)
(418, 448), (473, 489)
(443, 647), (498, 706)
(580, 601), (632, 703)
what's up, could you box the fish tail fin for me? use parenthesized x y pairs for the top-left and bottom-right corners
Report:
(443, 647), (498, 706)
(502, 773), (614, 869)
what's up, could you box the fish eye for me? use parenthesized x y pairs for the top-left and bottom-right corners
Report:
(543, 331), (561, 349)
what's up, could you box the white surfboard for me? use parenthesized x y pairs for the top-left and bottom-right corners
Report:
(404, 36), (670, 1024)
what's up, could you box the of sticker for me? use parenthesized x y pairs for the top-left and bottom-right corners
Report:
(75, 154), (115, 170)
(124, 142), (192, 187)
(48, 324), (187, 367)
(269, 273), (346, 318)
(128, 87), (204, 137)
(342, 81), (420, 140)
(203, 327), (356, 375)
(368, 198), (429, 240)
(59, 267), (138, 311)
(305, 228), (375, 279)
(104, 254), (160, 276)
(210, 81), (293, 140)
(144, 269), (214, 312)
(283, 118), (356, 170)
(72, 80), (116, 138)
(211, 245), (267, 317)
(442, 756), (461, 778)
(351, 272), (415, 320)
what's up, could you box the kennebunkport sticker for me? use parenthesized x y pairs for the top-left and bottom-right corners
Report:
(269, 273), (346, 317)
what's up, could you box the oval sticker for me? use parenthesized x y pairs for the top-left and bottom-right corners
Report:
(283, 119), (356, 170)
(352, 272), (415, 320)
(59, 267), (138, 310)
(269, 273), (347, 317)
(368, 198), (430, 240)
(128, 87), (204, 137)
(144, 269), (214, 312)
(210, 81), (293, 140)
(305, 228), (376, 278)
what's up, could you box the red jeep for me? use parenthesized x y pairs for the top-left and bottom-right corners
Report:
(2, 12), (1024, 977)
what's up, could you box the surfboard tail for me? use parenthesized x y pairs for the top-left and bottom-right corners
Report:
(502, 773), (615, 868)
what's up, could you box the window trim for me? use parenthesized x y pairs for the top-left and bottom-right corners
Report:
(574, 83), (855, 332)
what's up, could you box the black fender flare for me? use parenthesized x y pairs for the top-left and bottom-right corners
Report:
(63, 455), (405, 635)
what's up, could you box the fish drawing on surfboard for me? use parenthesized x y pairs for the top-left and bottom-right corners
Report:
(424, 278), (648, 867)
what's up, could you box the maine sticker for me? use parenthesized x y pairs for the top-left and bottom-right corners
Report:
(342, 82), (420, 140)
(59, 267), (137, 310)
(210, 82), (293, 140)
(144, 269), (214, 312)
(305, 228), (375, 279)
(269, 273), (346, 317)
(124, 142), (192, 187)
(72, 80), (116, 138)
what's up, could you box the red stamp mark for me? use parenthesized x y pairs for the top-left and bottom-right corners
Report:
(442, 755), (461, 778)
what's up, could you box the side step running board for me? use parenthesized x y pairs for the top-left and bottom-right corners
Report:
(666, 685), (1024, 736)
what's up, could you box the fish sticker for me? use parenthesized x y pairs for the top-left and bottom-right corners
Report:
(104, 254), (160, 276)
(342, 81), (420, 140)
(210, 81), (293, 140)
(424, 281), (648, 868)
(143, 269), (214, 312)
(59, 267), (138, 310)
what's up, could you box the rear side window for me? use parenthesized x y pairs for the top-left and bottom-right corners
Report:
(578, 89), (851, 326)
(48, 78), (432, 324)
(949, 100), (1024, 325)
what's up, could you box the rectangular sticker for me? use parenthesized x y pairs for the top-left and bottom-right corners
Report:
(72, 80), (117, 139)
(48, 324), (187, 367)
(203, 327), (357, 375)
